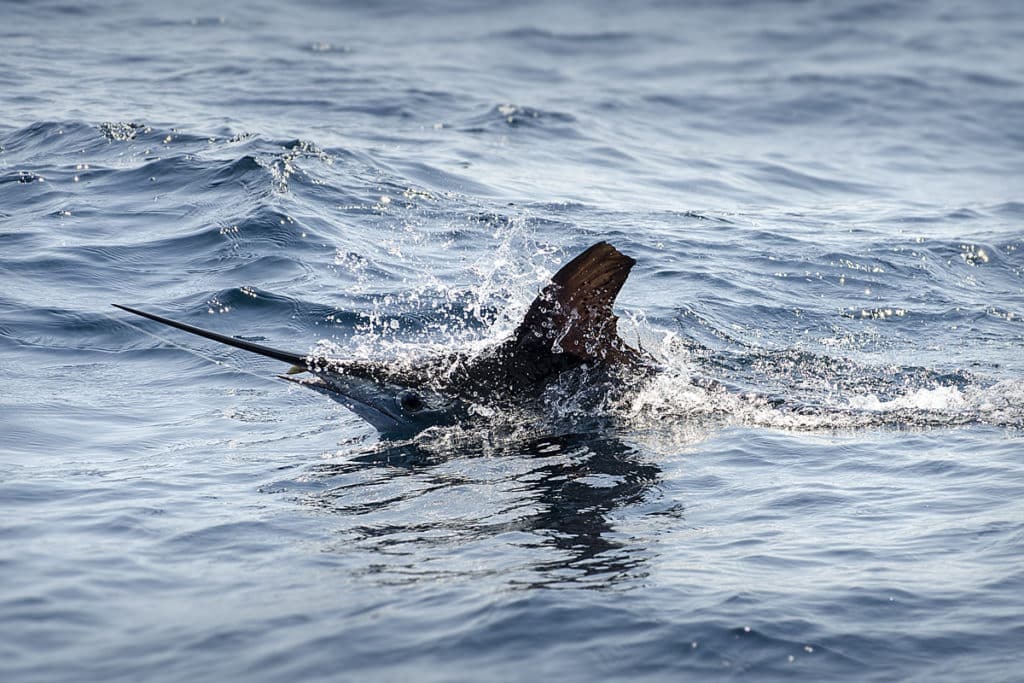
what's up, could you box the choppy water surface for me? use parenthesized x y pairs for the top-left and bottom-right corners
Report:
(2, 1), (1023, 681)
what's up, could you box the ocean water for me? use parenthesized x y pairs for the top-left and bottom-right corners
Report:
(2, 0), (1023, 680)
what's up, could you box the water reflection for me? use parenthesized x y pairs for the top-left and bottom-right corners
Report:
(303, 431), (667, 587)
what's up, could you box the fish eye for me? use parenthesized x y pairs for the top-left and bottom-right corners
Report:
(399, 391), (424, 412)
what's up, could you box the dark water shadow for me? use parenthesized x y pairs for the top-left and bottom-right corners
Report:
(303, 431), (667, 588)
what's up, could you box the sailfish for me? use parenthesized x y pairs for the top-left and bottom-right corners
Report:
(115, 241), (648, 437)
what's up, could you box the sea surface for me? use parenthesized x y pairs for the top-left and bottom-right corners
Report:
(2, 1), (1023, 681)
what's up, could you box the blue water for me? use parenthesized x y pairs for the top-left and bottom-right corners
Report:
(2, 1), (1023, 680)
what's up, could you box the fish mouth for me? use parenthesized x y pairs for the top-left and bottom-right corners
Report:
(280, 374), (405, 430)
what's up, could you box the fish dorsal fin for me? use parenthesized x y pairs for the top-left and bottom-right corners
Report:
(511, 241), (639, 364)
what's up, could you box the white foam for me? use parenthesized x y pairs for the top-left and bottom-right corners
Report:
(846, 385), (967, 413)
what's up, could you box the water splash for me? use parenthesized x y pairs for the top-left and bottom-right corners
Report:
(619, 326), (1024, 438)
(322, 214), (564, 361)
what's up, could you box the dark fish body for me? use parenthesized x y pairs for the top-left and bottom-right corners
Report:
(115, 242), (651, 436)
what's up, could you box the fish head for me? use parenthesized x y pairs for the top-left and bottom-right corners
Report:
(285, 362), (469, 438)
